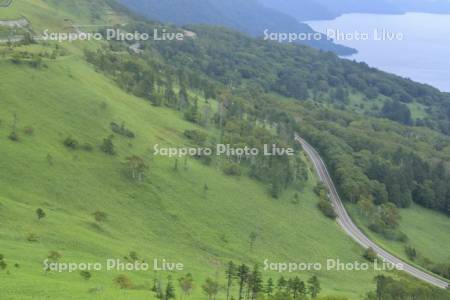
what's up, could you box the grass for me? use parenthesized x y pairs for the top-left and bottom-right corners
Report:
(0, 49), (390, 299)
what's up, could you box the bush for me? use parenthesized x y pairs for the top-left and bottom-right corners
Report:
(8, 131), (19, 142)
(63, 136), (79, 149)
(363, 248), (378, 262)
(405, 245), (417, 261)
(110, 122), (135, 138)
(183, 129), (207, 145)
(222, 162), (241, 176)
(36, 208), (46, 220)
(100, 135), (115, 155)
(26, 233), (39, 242)
(93, 211), (108, 222)
(47, 251), (62, 262)
(80, 271), (92, 280)
(115, 274), (133, 289)
(318, 200), (337, 219)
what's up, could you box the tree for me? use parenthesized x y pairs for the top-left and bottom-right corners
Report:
(125, 155), (148, 181)
(237, 264), (250, 300)
(363, 248), (378, 262)
(265, 278), (274, 296)
(165, 279), (176, 300)
(307, 276), (321, 298)
(202, 278), (219, 300)
(250, 264), (263, 299)
(225, 261), (236, 300)
(36, 208), (46, 220)
(178, 273), (194, 299)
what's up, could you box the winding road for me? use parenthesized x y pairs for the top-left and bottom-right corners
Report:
(296, 135), (449, 289)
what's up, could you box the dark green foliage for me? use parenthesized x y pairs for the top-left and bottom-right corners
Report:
(184, 129), (208, 145)
(63, 136), (79, 149)
(36, 208), (46, 220)
(318, 200), (337, 219)
(405, 245), (417, 261)
(222, 162), (242, 176)
(307, 276), (321, 298)
(80, 271), (92, 280)
(110, 122), (135, 138)
(100, 135), (115, 155)
(93, 211), (107, 223)
(363, 248), (378, 262)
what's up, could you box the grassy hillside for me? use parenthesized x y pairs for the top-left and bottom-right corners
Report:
(0, 46), (386, 299)
(1, 1), (449, 299)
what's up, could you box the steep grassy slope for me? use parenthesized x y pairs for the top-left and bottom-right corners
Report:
(0, 40), (390, 299)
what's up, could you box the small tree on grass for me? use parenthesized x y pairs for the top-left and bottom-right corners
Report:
(307, 276), (321, 299)
(202, 278), (219, 300)
(36, 208), (46, 220)
(178, 273), (194, 299)
(125, 155), (148, 182)
(165, 279), (176, 300)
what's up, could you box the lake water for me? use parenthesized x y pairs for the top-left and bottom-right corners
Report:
(307, 13), (450, 92)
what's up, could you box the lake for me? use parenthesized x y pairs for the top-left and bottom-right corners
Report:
(307, 13), (450, 92)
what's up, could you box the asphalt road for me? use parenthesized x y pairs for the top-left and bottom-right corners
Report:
(296, 135), (449, 289)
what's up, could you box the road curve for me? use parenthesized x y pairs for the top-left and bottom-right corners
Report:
(296, 135), (449, 289)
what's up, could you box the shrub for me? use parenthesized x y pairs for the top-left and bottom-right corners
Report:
(93, 211), (107, 222)
(110, 122), (135, 138)
(47, 251), (61, 262)
(63, 136), (79, 149)
(36, 208), (46, 220)
(115, 274), (133, 289)
(363, 248), (378, 262)
(222, 162), (241, 176)
(100, 135), (115, 155)
(318, 200), (337, 219)
(8, 131), (19, 142)
(27, 233), (39, 242)
(183, 129), (207, 145)
(80, 271), (92, 280)
(405, 245), (417, 261)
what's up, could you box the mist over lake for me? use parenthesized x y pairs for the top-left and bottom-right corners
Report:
(308, 13), (450, 92)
